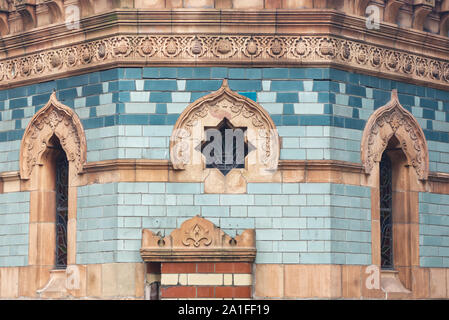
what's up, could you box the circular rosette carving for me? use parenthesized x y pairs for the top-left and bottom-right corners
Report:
(317, 38), (336, 59)
(96, 41), (108, 60)
(429, 61), (441, 80)
(65, 48), (78, 67)
(415, 58), (428, 77)
(402, 55), (415, 74)
(267, 38), (287, 58)
(385, 51), (400, 71)
(112, 37), (132, 57)
(339, 41), (352, 62)
(291, 37), (311, 59)
(212, 37), (237, 59)
(187, 36), (206, 58)
(137, 37), (157, 57)
(370, 47), (383, 68)
(48, 51), (63, 69)
(355, 45), (369, 64)
(162, 37), (182, 58)
(20, 58), (32, 77)
(80, 45), (93, 64)
(243, 37), (262, 58)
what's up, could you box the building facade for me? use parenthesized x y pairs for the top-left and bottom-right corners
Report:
(0, 0), (449, 299)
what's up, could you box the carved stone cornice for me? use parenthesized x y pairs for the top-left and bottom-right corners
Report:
(140, 215), (256, 263)
(0, 10), (449, 89)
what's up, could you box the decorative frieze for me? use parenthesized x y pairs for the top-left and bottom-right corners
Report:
(2, 34), (449, 89)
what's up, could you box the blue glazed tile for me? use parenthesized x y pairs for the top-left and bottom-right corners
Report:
(247, 69), (262, 79)
(229, 68), (246, 79)
(435, 89), (449, 101)
(332, 116), (345, 127)
(427, 120), (433, 130)
(86, 96), (100, 107)
(186, 80), (221, 91)
(0, 132), (6, 142)
(12, 109), (24, 119)
(289, 68), (307, 79)
(348, 96), (362, 108)
(192, 67), (211, 79)
(58, 88), (78, 101)
(346, 84), (365, 97)
(283, 104), (294, 115)
(56, 75), (86, 90)
(118, 92), (131, 102)
(421, 98), (439, 110)
(282, 115), (299, 125)
(263, 68), (289, 79)
(116, 103), (125, 113)
(144, 80), (178, 91)
(277, 93), (299, 103)
(82, 117), (104, 129)
(83, 84), (103, 96)
(100, 69), (120, 82)
(318, 92), (334, 103)
(15, 120), (21, 129)
(89, 107), (97, 118)
(36, 81), (56, 94)
(7, 129), (24, 141)
(177, 67), (194, 78)
(416, 85), (426, 97)
(149, 114), (166, 125)
(352, 108), (359, 119)
(0, 90), (7, 101)
(328, 69), (348, 82)
(271, 81), (303, 91)
(124, 68), (142, 79)
(104, 115), (116, 127)
(344, 118), (365, 130)
(156, 103), (167, 114)
(426, 87), (437, 99)
(159, 68), (178, 78)
(239, 92), (257, 101)
(305, 68), (324, 80)
(117, 80), (137, 91)
(9, 98), (28, 109)
(323, 104), (333, 114)
(422, 109), (435, 120)
(348, 72), (360, 84)
(0, 101), (3, 111)
(26, 85), (36, 96)
(378, 78), (391, 90)
(117, 114), (149, 125)
(299, 115), (332, 126)
(166, 114), (180, 125)
(396, 82), (416, 95)
(143, 68), (159, 78)
(229, 80), (262, 91)
(313, 81), (331, 92)
(271, 114), (282, 125)
(8, 87), (27, 99)
(190, 92), (210, 102)
(150, 92), (171, 103)
(211, 67), (228, 79)
(88, 72), (100, 84)
(397, 94), (414, 107)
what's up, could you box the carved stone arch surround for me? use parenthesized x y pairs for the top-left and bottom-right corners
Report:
(20, 91), (87, 180)
(361, 89), (429, 181)
(170, 79), (280, 193)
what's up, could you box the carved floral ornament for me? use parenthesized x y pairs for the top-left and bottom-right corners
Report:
(2, 35), (449, 89)
(19, 92), (87, 180)
(361, 90), (429, 181)
(170, 79), (280, 174)
(140, 215), (256, 262)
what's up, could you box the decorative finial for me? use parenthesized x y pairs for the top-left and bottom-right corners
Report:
(391, 89), (398, 101)
(222, 79), (229, 88)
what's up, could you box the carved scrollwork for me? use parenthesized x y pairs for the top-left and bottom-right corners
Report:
(19, 92), (87, 180)
(361, 90), (429, 181)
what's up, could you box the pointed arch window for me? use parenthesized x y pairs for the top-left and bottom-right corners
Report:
(55, 144), (69, 269)
(379, 152), (393, 270)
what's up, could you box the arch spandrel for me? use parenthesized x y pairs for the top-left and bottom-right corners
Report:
(361, 89), (429, 181)
(170, 79), (280, 173)
(20, 92), (87, 180)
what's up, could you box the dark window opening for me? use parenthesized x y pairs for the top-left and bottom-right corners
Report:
(380, 152), (394, 270)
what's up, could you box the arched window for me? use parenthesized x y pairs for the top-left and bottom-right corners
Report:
(379, 152), (393, 270)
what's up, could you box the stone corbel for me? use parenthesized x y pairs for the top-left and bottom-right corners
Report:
(14, 0), (36, 30)
(42, 0), (63, 22)
(0, 9), (9, 36)
(412, 0), (435, 30)
(384, 0), (406, 24)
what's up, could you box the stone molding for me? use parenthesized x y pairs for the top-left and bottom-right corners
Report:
(140, 215), (256, 263)
(2, 32), (449, 89)
(19, 91), (87, 180)
(361, 89), (429, 181)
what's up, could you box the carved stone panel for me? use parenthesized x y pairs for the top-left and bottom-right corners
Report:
(140, 215), (256, 262)
(361, 90), (429, 180)
(19, 92), (87, 180)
